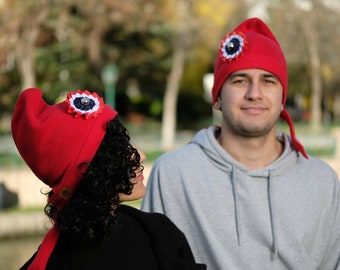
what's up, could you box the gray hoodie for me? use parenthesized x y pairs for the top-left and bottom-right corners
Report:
(141, 126), (340, 270)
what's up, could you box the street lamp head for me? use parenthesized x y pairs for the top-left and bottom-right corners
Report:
(101, 64), (119, 86)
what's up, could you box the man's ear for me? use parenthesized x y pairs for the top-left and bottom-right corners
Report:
(213, 99), (221, 111)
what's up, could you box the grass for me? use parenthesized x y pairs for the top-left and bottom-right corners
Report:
(122, 199), (142, 209)
(0, 206), (43, 215)
(0, 154), (24, 167)
(0, 150), (164, 168)
(144, 150), (164, 161)
(0, 200), (142, 215)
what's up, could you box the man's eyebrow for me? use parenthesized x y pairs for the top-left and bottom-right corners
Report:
(228, 73), (248, 80)
(227, 72), (279, 81)
(263, 73), (279, 81)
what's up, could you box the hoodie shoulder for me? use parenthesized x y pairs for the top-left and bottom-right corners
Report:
(155, 127), (218, 161)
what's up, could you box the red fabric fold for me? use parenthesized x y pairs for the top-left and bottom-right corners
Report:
(280, 109), (308, 159)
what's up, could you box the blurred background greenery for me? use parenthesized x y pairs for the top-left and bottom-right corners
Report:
(1, 0), (340, 153)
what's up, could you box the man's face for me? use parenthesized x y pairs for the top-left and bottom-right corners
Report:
(214, 68), (283, 138)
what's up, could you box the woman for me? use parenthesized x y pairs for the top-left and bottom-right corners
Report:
(11, 88), (205, 270)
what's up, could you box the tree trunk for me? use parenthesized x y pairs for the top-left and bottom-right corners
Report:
(333, 91), (340, 121)
(14, 3), (50, 91)
(16, 28), (39, 90)
(88, 15), (108, 68)
(301, 16), (322, 131)
(161, 46), (186, 150)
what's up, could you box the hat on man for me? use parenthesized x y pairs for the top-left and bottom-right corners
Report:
(211, 17), (307, 158)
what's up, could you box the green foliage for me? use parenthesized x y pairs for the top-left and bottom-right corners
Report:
(177, 91), (212, 129)
(0, 70), (21, 115)
(35, 42), (105, 102)
(287, 63), (310, 97)
(2, 0), (340, 128)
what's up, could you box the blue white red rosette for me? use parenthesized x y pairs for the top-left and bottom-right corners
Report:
(220, 32), (246, 62)
(66, 90), (104, 118)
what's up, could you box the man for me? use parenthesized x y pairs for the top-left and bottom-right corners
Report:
(141, 18), (340, 269)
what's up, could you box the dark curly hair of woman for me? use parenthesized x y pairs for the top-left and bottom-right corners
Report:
(44, 117), (140, 246)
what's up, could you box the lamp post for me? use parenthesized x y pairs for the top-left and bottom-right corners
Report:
(101, 64), (119, 109)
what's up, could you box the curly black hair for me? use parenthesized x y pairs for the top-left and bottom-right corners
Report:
(44, 117), (140, 246)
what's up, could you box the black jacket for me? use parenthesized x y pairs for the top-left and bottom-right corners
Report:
(21, 205), (206, 270)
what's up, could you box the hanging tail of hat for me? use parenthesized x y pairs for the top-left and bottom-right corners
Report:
(27, 226), (60, 270)
(280, 109), (308, 159)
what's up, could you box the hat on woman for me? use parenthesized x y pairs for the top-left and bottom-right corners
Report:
(11, 88), (118, 269)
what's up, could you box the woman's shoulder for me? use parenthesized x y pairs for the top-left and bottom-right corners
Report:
(119, 205), (186, 242)
(119, 205), (206, 270)
(120, 205), (178, 227)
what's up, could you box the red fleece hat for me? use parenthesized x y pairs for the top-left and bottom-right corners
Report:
(12, 88), (118, 209)
(212, 17), (307, 158)
(11, 88), (118, 269)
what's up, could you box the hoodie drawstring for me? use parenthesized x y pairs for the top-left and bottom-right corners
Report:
(231, 164), (241, 246)
(230, 166), (278, 259)
(268, 170), (278, 259)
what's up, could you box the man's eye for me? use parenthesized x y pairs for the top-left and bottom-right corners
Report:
(232, 79), (246, 84)
(264, 79), (276, 84)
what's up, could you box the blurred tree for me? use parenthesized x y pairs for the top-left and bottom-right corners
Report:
(159, 0), (244, 150)
(268, 0), (340, 128)
(0, 0), (251, 137)
(8, 0), (340, 138)
(0, 0), (53, 89)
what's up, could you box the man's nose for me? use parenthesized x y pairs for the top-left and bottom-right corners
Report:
(245, 81), (262, 100)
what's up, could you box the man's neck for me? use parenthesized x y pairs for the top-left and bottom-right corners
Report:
(216, 129), (284, 170)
